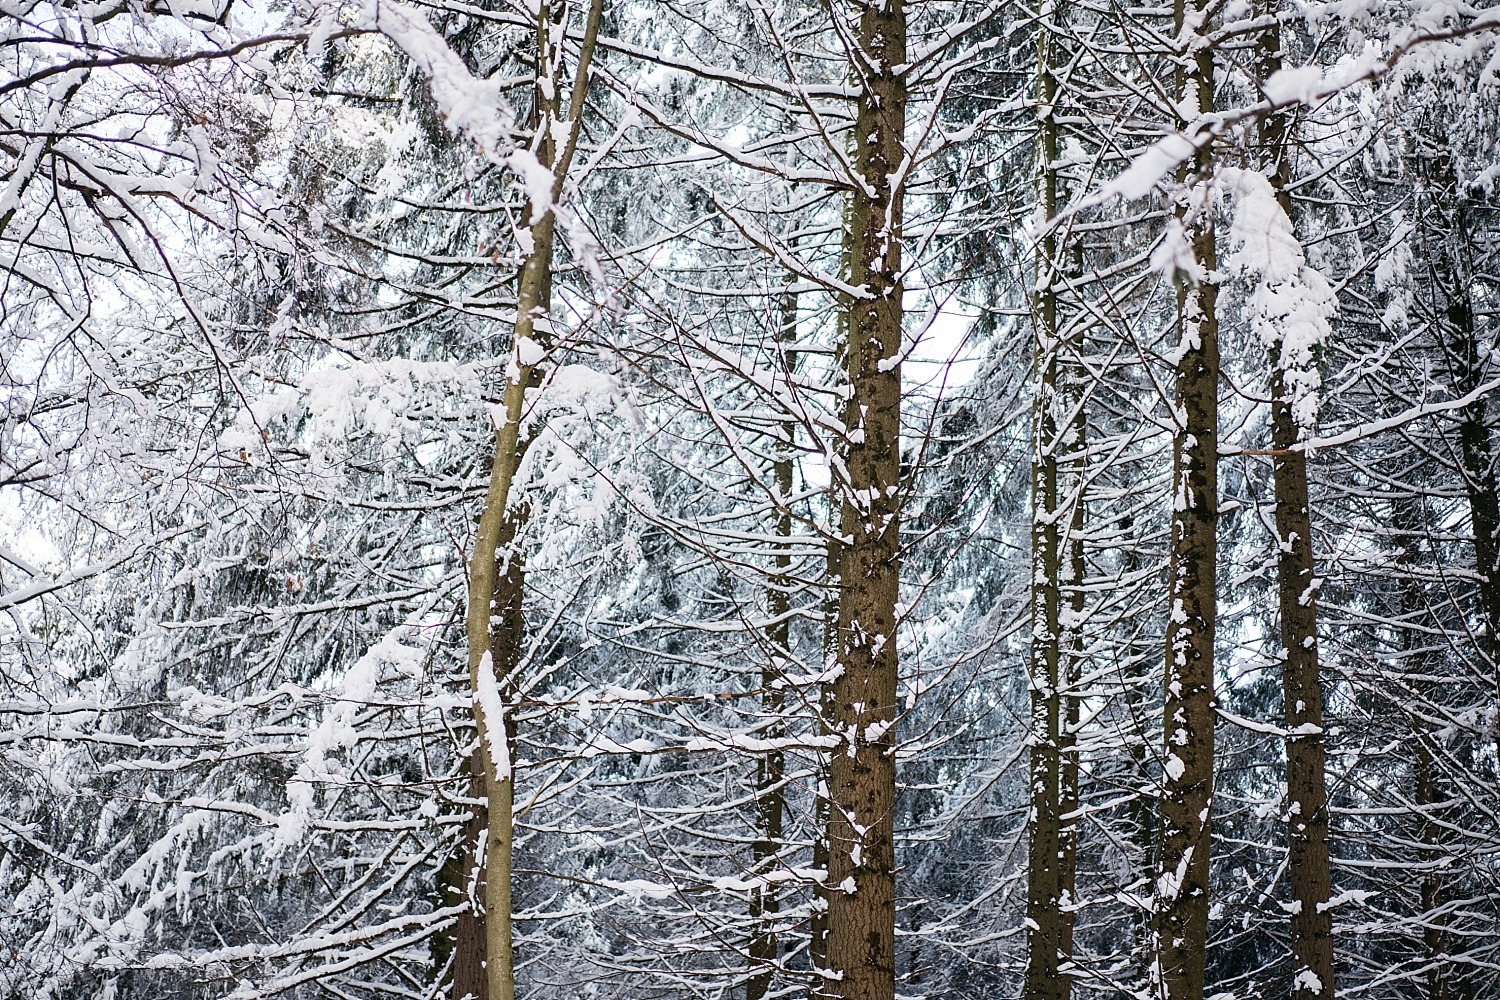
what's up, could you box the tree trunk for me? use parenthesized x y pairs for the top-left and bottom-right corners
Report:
(437, 753), (489, 1000)
(1394, 494), (1460, 1000)
(1257, 17), (1335, 999)
(749, 284), (798, 1000)
(1270, 352), (1334, 1000)
(1154, 0), (1219, 993)
(464, 5), (603, 997)
(821, 2), (906, 998)
(1413, 736), (1451, 1000)
(1025, 4), (1080, 992)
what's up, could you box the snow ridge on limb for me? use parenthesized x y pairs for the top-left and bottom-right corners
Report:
(1221, 167), (1336, 433)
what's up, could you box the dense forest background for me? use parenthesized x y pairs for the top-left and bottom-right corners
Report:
(4, 0), (1500, 998)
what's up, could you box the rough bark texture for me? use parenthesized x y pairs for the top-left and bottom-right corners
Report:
(821, 2), (906, 999)
(1257, 17), (1335, 998)
(436, 753), (489, 1000)
(1025, 7), (1079, 994)
(1154, 2), (1219, 994)
(1270, 357), (1334, 1000)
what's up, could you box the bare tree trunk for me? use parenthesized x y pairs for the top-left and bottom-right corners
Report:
(1255, 17), (1335, 998)
(438, 754), (489, 1000)
(1025, 5), (1080, 991)
(811, 534), (838, 988)
(464, 5), (603, 998)
(1269, 357), (1334, 1000)
(1154, 0), (1219, 992)
(821, 2), (906, 998)
(749, 285), (798, 1000)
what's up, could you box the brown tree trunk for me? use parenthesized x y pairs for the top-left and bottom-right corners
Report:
(463, 5), (604, 997)
(1256, 16), (1335, 998)
(749, 285), (798, 1000)
(1025, 4), (1080, 991)
(1154, 0), (1219, 993)
(820, 2), (906, 998)
(437, 753), (489, 1000)
(1270, 360), (1334, 1000)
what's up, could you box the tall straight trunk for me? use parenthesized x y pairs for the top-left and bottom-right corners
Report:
(749, 285), (798, 1000)
(464, 5), (603, 998)
(1154, 0), (1219, 994)
(1025, 4), (1080, 994)
(821, 2), (906, 999)
(1256, 18), (1335, 999)
(1114, 506), (1156, 979)
(1269, 359), (1333, 1000)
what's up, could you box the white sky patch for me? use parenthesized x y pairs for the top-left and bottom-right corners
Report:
(904, 297), (982, 390)
(0, 491), (62, 575)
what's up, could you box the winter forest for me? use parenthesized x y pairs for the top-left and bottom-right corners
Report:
(5, 0), (1500, 997)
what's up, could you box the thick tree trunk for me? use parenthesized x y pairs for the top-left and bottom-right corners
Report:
(1154, 1), (1219, 993)
(820, 2), (906, 999)
(1256, 18), (1335, 998)
(1269, 360), (1334, 1000)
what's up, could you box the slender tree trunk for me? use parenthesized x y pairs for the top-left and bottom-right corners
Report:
(1458, 392), (1500, 651)
(749, 285), (798, 1000)
(1113, 505), (1157, 980)
(1257, 18), (1335, 998)
(464, 5), (603, 997)
(1025, 5), (1080, 992)
(821, 2), (906, 998)
(1154, 0), (1219, 993)
(811, 534), (838, 987)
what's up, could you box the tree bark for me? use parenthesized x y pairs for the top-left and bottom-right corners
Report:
(1394, 494), (1464, 1000)
(1256, 17), (1336, 998)
(1025, 4), (1080, 993)
(1154, 0), (1219, 993)
(437, 753), (490, 1000)
(463, 5), (603, 997)
(1420, 156), (1500, 656)
(749, 283), (798, 1000)
(820, 2), (906, 999)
